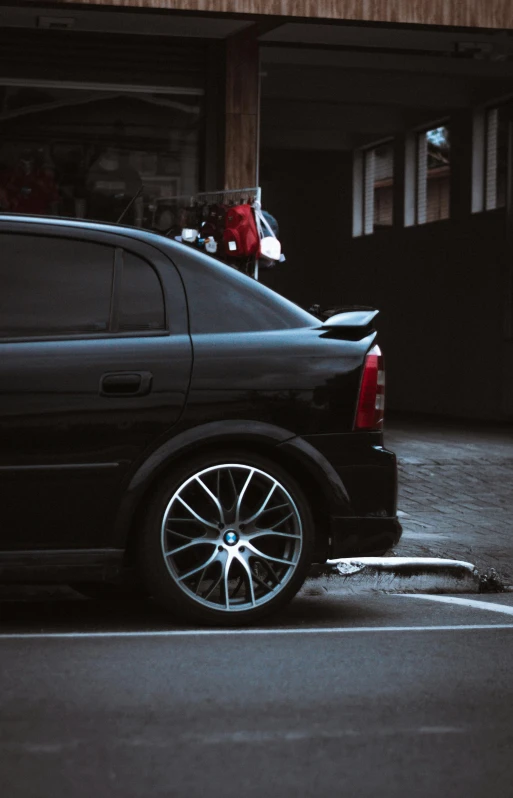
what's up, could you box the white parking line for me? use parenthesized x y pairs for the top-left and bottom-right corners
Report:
(180, 726), (466, 745)
(0, 726), (468, 752)
(397, 594), (513, 616)
(0, 624), (513, 640)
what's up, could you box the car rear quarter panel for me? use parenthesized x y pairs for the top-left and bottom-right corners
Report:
(180, 329), (376, 435)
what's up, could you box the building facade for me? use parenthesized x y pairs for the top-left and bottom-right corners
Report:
(3, 1), (513, 418)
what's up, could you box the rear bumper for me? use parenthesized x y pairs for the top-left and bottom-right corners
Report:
(329, 516), (402, 558)
(301, 431), (402, 559)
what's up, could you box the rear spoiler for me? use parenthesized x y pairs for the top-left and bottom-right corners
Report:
(319, 308), (379, 339)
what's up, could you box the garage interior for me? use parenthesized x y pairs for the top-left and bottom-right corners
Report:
(258, 22), (513, 419)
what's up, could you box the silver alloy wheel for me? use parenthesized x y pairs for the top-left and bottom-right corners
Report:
(160, 463), (303, 612)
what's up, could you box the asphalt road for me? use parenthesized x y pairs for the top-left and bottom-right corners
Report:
(1, 592), (513, 798)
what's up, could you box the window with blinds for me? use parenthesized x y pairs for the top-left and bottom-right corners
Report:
(472, 104), (509, 215)
(356, 141), (394, 236)
(416, 126), (450, 225)
(485, 107), (508, 211)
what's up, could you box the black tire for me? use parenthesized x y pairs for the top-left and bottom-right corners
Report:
(138, 449), (315, 626)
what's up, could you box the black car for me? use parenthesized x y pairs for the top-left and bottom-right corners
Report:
(0, 215), (401, 625)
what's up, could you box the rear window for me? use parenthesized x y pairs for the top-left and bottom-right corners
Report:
(118, 251), (165, 332)
(171, 246), (316, 335)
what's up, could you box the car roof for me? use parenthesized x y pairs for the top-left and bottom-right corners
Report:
(0, 213), (170, 248)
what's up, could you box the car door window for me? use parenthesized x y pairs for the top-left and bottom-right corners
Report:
(0, 234), (114, 337)
(118, 251), (165, 332)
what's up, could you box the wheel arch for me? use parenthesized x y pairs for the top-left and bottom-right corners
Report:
(114, 420), (351, 563)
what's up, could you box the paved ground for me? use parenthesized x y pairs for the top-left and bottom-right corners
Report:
(1, 592), (513, 798)
(386, 417), (513, 585)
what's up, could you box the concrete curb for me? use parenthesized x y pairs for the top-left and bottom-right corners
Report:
(0, 558), (482, 602)
(301, 557), (481, 596)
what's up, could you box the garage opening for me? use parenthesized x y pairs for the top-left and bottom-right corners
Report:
(258, 23), (513, 419)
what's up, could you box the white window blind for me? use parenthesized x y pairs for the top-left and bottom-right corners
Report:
(363, 148), (376, 235)
(416, 133), (428, 225)
(486, 108), (499, 211)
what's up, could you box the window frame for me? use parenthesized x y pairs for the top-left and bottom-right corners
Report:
(0, 223), (172, 344)
(472, 100), (512, 215)
(115, 248), (167, 334)
(352, 137), (395, 238)
(409, 120), (451, 227)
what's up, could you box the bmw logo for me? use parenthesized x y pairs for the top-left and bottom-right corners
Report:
(223, 530), (239, 546)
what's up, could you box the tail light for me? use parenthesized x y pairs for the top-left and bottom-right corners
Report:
(354, 345), (385, 430)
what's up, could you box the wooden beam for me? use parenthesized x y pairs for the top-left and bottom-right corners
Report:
(41, 1), (513, 31)
(224, 26), (260, 189)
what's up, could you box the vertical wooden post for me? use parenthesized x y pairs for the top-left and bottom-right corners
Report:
(224, 26), (260, 190)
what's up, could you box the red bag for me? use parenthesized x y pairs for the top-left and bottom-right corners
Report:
(222, 204), (260, 258)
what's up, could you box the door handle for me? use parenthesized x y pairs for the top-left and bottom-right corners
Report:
(100, 371), (153, 397)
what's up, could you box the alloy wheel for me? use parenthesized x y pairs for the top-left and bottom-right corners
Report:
(160, 463), (303, 613)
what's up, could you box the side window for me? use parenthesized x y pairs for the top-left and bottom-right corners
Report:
(118, 252), (166, 332)
(176, 248), (314, 334)
(0, 234), (114, 337)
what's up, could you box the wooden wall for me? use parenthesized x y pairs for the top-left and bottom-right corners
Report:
(49, 1), (513, 30)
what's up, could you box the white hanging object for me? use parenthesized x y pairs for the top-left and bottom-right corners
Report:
(260, 235), (281, 261)
(253, 201), (282, 262)
(182, 228), (199, 243)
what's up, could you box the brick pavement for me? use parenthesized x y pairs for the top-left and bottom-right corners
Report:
(386, 418), (513, 585)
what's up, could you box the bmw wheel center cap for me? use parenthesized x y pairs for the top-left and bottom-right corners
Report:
(223, 530), (239, 546)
